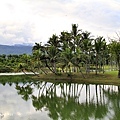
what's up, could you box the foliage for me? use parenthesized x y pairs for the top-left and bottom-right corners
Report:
(0, 24), (120, 78)
(109, 40), (120, 77)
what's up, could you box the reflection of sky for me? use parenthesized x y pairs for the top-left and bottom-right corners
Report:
(0, 84), (51, 120)
(0, 82), (119, 120)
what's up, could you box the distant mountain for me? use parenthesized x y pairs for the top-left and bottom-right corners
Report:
(0, 44), (33, 55)
(14, 43), (33, 46)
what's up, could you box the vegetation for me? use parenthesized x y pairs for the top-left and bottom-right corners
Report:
(0, 79), (119, 120)
(0, 71), (119, 86)
(0, 24), (120, 82)
(31, 24), (120, 78)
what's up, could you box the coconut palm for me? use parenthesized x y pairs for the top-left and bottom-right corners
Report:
(60, 31), (72, 50)
(80, 31), (93, 74)
(109, 41), (120, 78)
(60, 47), (74, 76)
(46, 45), (60, 74)
(45, 34), (61, 74)
(47, 34), (60, 47)
(94, 36), (106, 75)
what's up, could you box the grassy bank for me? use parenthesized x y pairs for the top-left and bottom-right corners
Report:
(0, 75), (33, 83)
(0, 71), (120, 86)
(32, 71), (120, 85)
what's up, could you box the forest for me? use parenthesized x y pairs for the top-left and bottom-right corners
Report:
(0, 24), (120, 79)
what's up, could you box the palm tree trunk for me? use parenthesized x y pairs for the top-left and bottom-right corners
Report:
(53, 61), (56, 73)
(118, 70), (120, 78)
(95, 55), (98, 75)
(117, 56), (120, 78)
(78, 66), (85, 78)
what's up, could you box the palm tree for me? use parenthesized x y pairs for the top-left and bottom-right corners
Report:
(94, 36), (106, 75)
(109, 41), (120, 78)
(60, 47), (74, 76)
(32, 42), (44, 52)
(71, 24), (81, 48)
(60, 31), (72, 51)
(47, 34), (60, 47)
(46, 45), (60, 74)
(71, 47), (85, 78)
(80, 31), (93, 74)
(32, 42), (49, 74)
(44, 34), (61, 74)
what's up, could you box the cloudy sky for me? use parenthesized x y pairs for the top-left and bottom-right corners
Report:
(0, 84), (51, 120)
(0, 0), (120, 45)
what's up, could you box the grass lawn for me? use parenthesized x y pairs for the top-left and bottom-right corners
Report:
(32, 71), (120, 86)
(0, 71), (120, 86)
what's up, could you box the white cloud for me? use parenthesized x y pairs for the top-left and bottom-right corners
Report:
(0, 0), (120, 45)
(72, 0), (120, 38)
(0, 84), (51, 120)
(0, 22), (35, 45)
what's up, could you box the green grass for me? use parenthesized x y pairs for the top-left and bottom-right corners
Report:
(0, 71), (120, 86)
(0, 75), (33, 83)
(32, 71), (120, 85)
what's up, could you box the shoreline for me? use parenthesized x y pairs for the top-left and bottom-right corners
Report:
(0, 72), (38, 76)
(0, 71), (120, 86)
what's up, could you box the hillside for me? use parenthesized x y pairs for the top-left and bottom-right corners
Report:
(0, 44), (32, 55)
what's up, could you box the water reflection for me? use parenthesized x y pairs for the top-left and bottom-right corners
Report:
(0, 81), (120, 120)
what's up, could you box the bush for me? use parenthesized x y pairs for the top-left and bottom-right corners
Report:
(0, 66), (14, 73)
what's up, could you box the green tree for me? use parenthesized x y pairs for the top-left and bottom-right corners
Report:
(45, 34), (61, 74)
(80, 31), (93, 74)
(109, 41), (120, 78)
(94, 36), (106, 75)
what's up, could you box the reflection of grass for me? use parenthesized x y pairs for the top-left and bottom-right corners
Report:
(0, 71), (120, 86)
(0, 75), (33, 83)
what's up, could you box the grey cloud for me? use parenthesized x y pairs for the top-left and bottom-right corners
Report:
(0, 84), (51, 120)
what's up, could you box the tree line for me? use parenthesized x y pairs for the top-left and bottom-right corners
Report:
(32, 24), (120, 77)
(0, 24), (120, 78)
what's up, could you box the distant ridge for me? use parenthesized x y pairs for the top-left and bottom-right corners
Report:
(0, 44), (33, 55)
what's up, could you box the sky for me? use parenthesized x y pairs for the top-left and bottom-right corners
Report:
(0, 0), (120, 45)
(0, 84), (51, 120)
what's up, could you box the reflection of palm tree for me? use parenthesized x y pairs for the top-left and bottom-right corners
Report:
(103, 86), (120, 120)
(32, 95), (44, 111)
(14, 81), (109, 120)
(16, 83), (33, 101)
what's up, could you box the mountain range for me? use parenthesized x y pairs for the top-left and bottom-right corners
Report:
(0, 44), (33, 55)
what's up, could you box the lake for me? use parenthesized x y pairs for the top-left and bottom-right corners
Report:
(0, 80), (120, 120)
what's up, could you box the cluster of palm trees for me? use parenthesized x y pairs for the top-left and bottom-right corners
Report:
(32, 24), (120, 77)
(0, 24), (119, 77)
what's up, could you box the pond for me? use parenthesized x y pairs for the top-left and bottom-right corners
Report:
(0, 79), (120, 120)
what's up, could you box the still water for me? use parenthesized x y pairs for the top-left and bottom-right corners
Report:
(0, 80), (120, 120)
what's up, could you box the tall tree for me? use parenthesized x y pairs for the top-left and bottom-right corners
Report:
(94, 36), (106, 75)
(46, 34), (61, 74)
(109, 41), (120, 78)
(71, 24), (81, 53)
(80, 31), (93, 74)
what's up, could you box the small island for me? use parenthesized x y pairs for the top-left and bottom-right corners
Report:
(0, 24), (120, 85)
